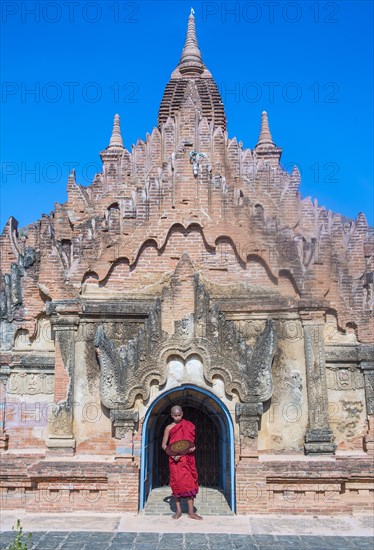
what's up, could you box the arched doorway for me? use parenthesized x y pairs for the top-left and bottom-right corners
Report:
(154, 401), (221, 488)
(140, 385), (235, 512)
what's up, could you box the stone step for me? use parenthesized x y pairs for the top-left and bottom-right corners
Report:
(143, 486), (234, 516)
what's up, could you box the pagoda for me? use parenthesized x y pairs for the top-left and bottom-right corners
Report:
(0, 11), (373, 514)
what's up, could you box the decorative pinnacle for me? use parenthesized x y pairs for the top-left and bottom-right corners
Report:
(256, 111), (275, 147)
(108, 114), (124, 149)
(178, 9), (205, 76)
(68, 168), (76, 182)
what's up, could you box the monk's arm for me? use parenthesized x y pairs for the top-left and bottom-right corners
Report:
(162, 425), (170, 451)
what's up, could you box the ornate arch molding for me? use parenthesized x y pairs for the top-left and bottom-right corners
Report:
(82, 220), (304, 293)
(94, 277), (277, 439)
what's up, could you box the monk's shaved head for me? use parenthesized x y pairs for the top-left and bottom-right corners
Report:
(171, 405), (183, 415)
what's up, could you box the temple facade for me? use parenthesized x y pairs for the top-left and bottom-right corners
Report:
(1, 13), (373, 514)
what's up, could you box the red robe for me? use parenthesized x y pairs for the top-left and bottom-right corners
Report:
(168, 419), (199, 498)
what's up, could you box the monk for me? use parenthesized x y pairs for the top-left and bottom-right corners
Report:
(162, 405), (203, 520)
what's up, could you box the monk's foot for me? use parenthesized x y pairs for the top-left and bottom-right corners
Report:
(172, 511), (182, 519)
(188, 513), (203, 520)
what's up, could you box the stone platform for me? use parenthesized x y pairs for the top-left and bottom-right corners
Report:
(1, 509), (373, 548)
(143, 486), (233, 515)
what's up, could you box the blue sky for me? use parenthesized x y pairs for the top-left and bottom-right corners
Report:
(1, 0), (373, 229)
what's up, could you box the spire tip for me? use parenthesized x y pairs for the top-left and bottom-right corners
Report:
(256, 110), (275, 148)
(177, 8), (204, 76)
(108, 113), (124, 149)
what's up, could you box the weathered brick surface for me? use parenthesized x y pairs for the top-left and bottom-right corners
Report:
(236, 456), (374, 514)
(0, 456), (139, 512)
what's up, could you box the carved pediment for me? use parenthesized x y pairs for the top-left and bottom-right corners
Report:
(94, 299), (164, 409)
(94, 277), (276, 442)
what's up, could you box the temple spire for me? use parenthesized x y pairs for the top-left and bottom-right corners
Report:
(256, 111), (275, 147)
(108, 114), (124, 149)
(178, 9), (205, 76)
(158, 11), (225, 129)
(254, 111), (282, 164)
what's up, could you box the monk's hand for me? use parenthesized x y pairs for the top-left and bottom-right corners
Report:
(190, 446), (195, 452)
(174, 455), (181, 462)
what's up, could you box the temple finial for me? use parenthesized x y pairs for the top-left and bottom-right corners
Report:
(256, 111), (275, 147)
(178, 9), (205, 76)
(68, 168), (76, 182)
(254, 111), (282, 163)
(108, 114), (124, 149)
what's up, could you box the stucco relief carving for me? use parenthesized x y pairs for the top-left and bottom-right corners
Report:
(269, 368), (305, 450)
(326, 367), (365, 391)
(8, 371), (54, 395)
(284, 370), (303, 407)
(0, 220), (38, 322)
(363, 271), (374, 311)
(336, 400), (365, 439)
(360, 366), (374, 416)
(49, 404), (73, 436)
(94, 299), (163, 411)
(175, 314), (194, 344)
(236, 402), (264, 439)
(94, 279), (277, 440)
(110, 409), (139, 439)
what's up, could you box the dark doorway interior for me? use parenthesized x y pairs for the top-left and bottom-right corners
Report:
(152, 404), (220, 488)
